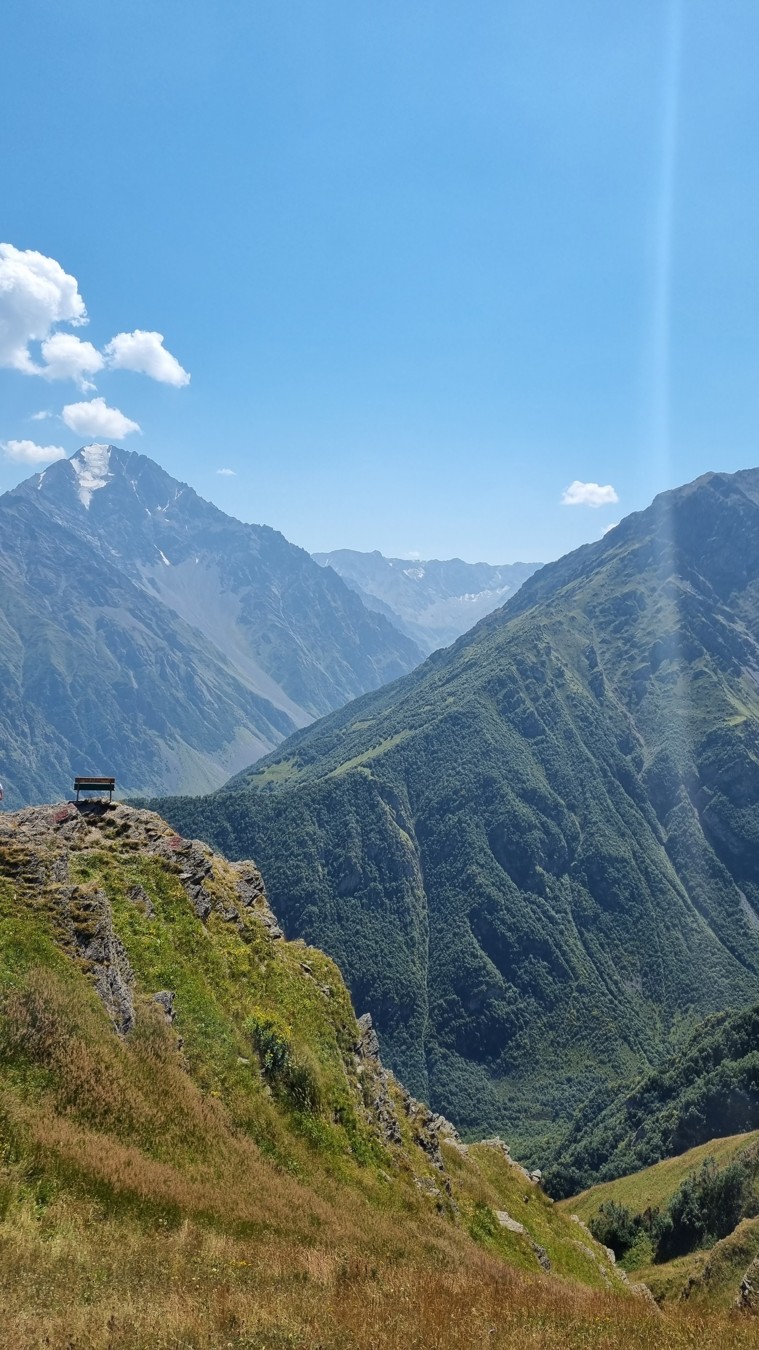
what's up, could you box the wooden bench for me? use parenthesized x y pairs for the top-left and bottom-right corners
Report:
(74, 776), (116, 801)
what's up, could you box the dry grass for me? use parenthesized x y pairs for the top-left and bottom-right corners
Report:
(1, 1192), (758, 1350)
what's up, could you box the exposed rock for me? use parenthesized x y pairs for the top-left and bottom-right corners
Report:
(152, 990), (176, 1023)
(354, 1014), (402, 1145)
(57, 885), (135, 1035)
(356, 1011), (381, 1060)
(480, 1136), (512, 1160)
(231, 862), (267, 908)
(495, 1210), (526, 1234)
(736, 1257), (759, 1311)
(630, 1281), (661, 1309)
(50, 855), (69, 884)
(532, 1243), (551, 1272)
(256, 906), (284, 940)
(414, 1175), (441, 1198)
(127, 883), (154, 917)
(175, 843), (215, 920)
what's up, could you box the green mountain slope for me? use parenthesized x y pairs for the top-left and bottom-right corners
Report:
(0, 799), (667, 1349)
(156, 468), (759, 1158)
(562, 1133), (759, 1307)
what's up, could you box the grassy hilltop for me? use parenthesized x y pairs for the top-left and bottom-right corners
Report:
(0, 798), (660, 1349)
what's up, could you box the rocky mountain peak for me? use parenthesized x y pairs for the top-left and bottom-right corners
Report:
(0, 446), (423, 806)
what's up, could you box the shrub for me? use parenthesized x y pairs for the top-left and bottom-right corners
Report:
(653, 1157), (754, 1262)
(588, 1202), (643, 1260)
(247, 1009), (324, 1115)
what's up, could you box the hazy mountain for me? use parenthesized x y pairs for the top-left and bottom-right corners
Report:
(157, 468), (759, 1158)
(0, 445), (422, 806)
(313, 549), (541, 653)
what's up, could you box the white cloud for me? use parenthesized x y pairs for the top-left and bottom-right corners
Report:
(30, 409), (53, 420)
(105, 329), (190, 386)
(61, 397), (140, 440)
(1, 438), (67, 465)
(602, 521), (620, 536)
(40, 331), (104, 388)
(0, 243), (87, 374)
(216, 467), (236, 476)
(561, 480), (619, 508)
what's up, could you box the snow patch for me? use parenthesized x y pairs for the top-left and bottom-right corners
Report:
(403, 566), (426, 580)
(460, 586), (511, 604)
(158, 549), (171, 566)
(70, 443), (112, 509)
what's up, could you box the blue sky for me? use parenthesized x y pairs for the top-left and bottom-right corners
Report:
(2, 1), (758, 563)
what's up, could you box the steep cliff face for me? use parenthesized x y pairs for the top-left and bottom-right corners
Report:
(157, 468), (759, 1156)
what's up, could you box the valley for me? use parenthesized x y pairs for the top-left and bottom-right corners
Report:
(157, 468), (759, 1160)
(313, 549), (542, 653)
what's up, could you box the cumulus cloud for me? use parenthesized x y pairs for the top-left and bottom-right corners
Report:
(0, 242), (191, 401)
(40, 332), (104, 388)
(561, 480), (619, 508)
(62, 397), (140, 440)
(0, 243), (87, 374)
(105, 330), (190, 386)
(1, 438), (67, 464)
(216, 467), (236, 476)
(30, 409), (53, 420)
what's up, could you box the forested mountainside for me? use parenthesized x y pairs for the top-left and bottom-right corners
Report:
(546, 1002), (759, 1198)
(0, 799), (655, 1349)
(314, 548), (541, 652)
(0, 445), (421, 807)
(157, 468), (759, 1158)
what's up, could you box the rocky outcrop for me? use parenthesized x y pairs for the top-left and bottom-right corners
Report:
(737, 1257), (759, 1311)
(353, 1010), (466, 1168)
(58, 885), (136, 1035)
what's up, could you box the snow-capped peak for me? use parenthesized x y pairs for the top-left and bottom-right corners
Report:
(69, 443), (112, 509)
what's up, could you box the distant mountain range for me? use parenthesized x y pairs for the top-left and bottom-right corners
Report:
(313, 549), (541, 653)
(0, 445), (422, 806)
(158, 468), (759, 1160)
